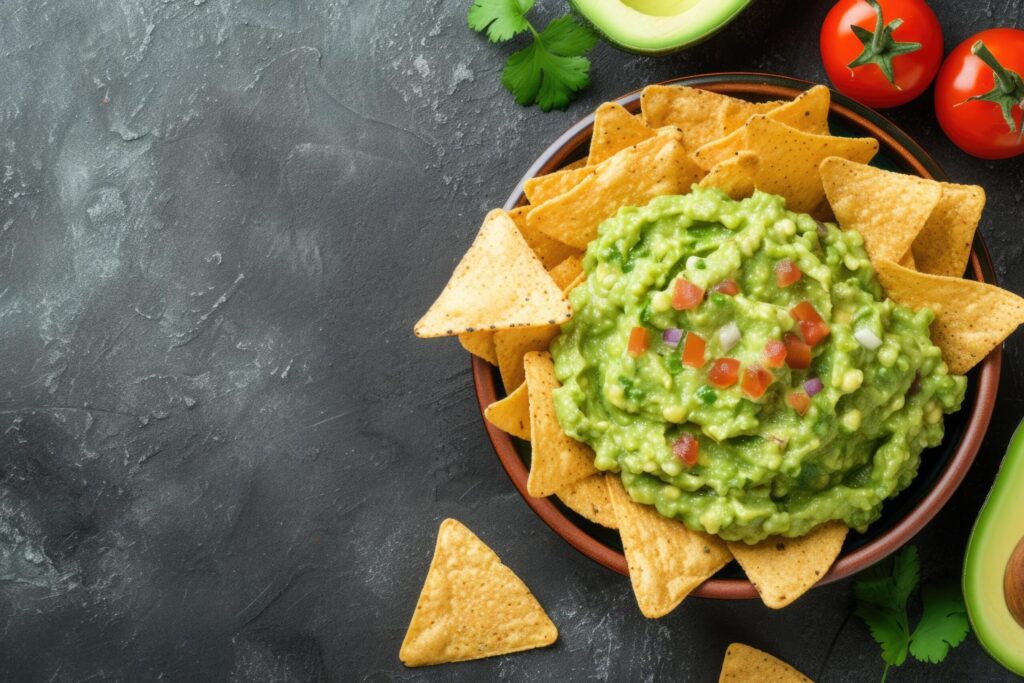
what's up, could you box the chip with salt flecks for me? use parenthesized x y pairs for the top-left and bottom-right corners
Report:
(692, 85), (832, 170)
(875, 259), (1024, 374)
(728, 521), (848, 609)
(458, 330), (497, 365)
(588, 102), (657, 165)
(484, 381), (530, 441)
(718, 643), (813, 682)
(415, 210), (571, 338)
(699, 152), (760, 201)
(911, 182), (985, 278)
(640, 84), (781, 152)
(606, 475), (731, 618)
(528, 130), (703, 250)
(507, 206), (581, 270)
(523, 165), (595, 206)
(556, 474), (617, 529)
(524, 351), (597, 497)
(820, 157), (940, 264)
(399, 519), (557, 667)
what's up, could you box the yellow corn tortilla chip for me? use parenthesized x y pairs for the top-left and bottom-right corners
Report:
(494, 255), (583, 391)
(692, 85), (832, 170)
(875, 259), (1024, 374)
(911, 182), (986, 278)
(605, 476), (731, 618)
(529, 131), (704, 250)
(556, 474), (617, 529)
(507, 205), (581, 270)
(524, 351), (597, 497)
(458, 331), (497, 365)
(737, 119), (878, 213)
(699, 152), (760, 200)
(588, 102), (657, 165)
(719, 643), (813, 683)
(400, 519), (558, 667)
(640, 84), (781, 151)
(728, 521), (848, 609)
(561, 157), (587, 171)
(523, 165), (594, 206)
(484, 381), (530, 440)
(899, 251), (916, 270)
(820, 157), (941, 264)
(415, 210), (572, 337)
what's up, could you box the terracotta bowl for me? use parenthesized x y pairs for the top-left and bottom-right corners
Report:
(472, 73), (1001, 599)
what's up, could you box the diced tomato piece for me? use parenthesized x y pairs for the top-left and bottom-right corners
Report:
(682, 332), (706, 368)
(787, 392), (811, 416)
(672, 433), (699, 467)
(627, 326), (649, 357)
(741, 364), (774, 400)
(708, 358), (740, 389)
(799, 320), (831, 346)
(672, 278), (704, 311)
(763, 339), (787, 368)
(713, 279), (740, 296)
(774, 259), (802, 288)
(790, 301), (824, 324)
(784, 333), (812, 370)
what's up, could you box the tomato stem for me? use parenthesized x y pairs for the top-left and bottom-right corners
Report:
(961, 40), (1024, 137)
(846, 0), (922, 89)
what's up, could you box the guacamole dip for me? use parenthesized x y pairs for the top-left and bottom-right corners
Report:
(550, 188), (966, 544)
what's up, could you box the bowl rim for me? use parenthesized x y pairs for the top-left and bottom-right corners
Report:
(472, 72), (1002, 600)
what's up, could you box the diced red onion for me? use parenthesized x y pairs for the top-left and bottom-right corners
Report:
(804, 377), (823, 397)
(854, 327), (883, 350)
(719, 322), (741, 351)
(662, 328), (683, 347)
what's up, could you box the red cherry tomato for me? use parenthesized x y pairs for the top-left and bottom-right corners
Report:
(820, 0), (943, 108)
(934, 29), (1024, 159)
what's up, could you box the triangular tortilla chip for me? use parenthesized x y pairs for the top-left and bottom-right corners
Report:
(400, 519), (558, 667)
(692, 85), (832, 170)
(524, 351), (597, 497)
(719, 643), (813, 682)
(911, 182), (986, 278)
(899, 251), (916, 270)
(605, 476), (731, 618)
(875, 259), (1024, 374)
(737, 119), (878, 213)
(640, 84), (781, 151)
(507, 205), (580, 270)
(523, 166), (594, 206)
(459, 331), (497, 365)
(820, 157), (941, 264)
(588, 102), (657, 165)
(528, 131), (704, 250)
(699, 152), (759, 200)
(415, 210), (572, 337)
(484, 380), (531, 440)
(728, 521), (847, 609)
(556, 474), (617, 529)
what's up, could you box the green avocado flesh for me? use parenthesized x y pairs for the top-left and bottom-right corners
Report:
(571, 0), (752, 54)
(550, 188), (966, 544)
(964, 419), (1024, 675)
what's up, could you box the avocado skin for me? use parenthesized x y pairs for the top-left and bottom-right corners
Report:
(963, 417), (1024, 675)
(568, 1), (754, 57)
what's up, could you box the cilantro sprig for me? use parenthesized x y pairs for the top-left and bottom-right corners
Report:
(854, 546), (970, 682)
(467, 0), (599, 111)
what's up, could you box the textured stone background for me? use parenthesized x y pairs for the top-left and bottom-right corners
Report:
(0, 0), (1021, 680)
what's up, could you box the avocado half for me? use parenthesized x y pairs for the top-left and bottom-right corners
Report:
(570, 0), (754, 55)
(963, 418), (1024, 675)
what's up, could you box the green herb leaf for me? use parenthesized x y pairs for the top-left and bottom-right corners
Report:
(908, 583), (970, 664)
(502, 41), (591, 112)
(536, 15), (599, 56)
(467, 0), (535, 43)
(854, 602), (910, 667)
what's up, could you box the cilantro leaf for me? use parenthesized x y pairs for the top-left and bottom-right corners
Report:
(501, 16), (597, 112)
(893, 544), (920, 607)
(536, 15), (599, 55)
(854, 602), (909, 667)
(908, 583), (970, 664)
(467, 0), (535, 43)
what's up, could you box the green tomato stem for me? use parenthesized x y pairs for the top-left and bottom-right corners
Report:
(846, 0), (922, 88)
(961, 40), (1024, 136)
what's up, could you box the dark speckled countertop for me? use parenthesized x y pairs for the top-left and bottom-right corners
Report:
(0, 1), (1022, 680)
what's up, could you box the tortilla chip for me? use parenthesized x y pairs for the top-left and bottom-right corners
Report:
(719, 643), (813, 682)
(529, 131), (704, 250)
(415, 210), (572, 337)
(507, 206), (581, 270)
(605, 476), (731, 618)
(875, 259), (1024, 374)
(737, 119), (878, 213)
(556, 474), (617, 529)
(640, 84), (781, 151)
(561, 157), (587, 171)
(699, 152), (759, 200)
(523, 166), (594, 206)
(400, 519), (558, 667)
(912, 183), (986, 278)
(523, 351), (597, 497)
(728, 522), (848, 609)
(459, 331), (497, 365)
(693, 85), (832, 170)
(588, 102), (657, 165)
(484, 381), (531, 440)
(899, 251), (916, 270)
(820, 157), (941, 264)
